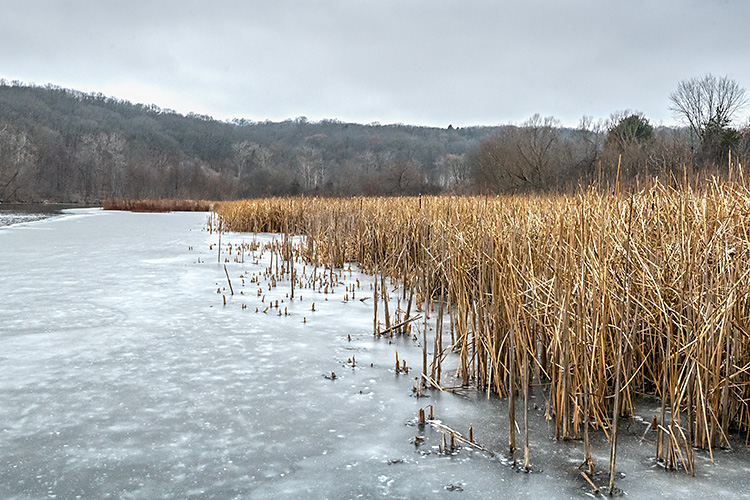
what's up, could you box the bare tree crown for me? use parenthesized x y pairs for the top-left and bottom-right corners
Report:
(669, 74), (748, 139)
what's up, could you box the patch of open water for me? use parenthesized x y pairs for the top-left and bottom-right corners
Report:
(0, 204), (83, 228)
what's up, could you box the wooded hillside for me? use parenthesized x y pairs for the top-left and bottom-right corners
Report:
(1, 80), (748, 203)
(0, 82), (501, 202)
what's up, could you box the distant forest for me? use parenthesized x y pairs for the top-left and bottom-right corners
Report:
(1, 79), (749, 203)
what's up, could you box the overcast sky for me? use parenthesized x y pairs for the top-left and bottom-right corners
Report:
(3, 1), (749, 128)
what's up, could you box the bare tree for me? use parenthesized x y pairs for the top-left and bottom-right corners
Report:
(669, 74), (747, 142)
(649, 127), (695, 177)
(231, 140), (259, 180)
(436, 153), (468, 189)
(515, 114), (562, 189)
(569, 115), (605, 180)
(0, 127), (36, 201)
(380, 160), (423, 195)
(471, 127), (518, 193)
(74, 132), (126, 200)
(296, 145), (324, 191)
(472, 116), (564, 193)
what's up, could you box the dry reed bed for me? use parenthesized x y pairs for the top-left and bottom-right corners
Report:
(103, 198), (214, 212)
(213, 181), (750, 476)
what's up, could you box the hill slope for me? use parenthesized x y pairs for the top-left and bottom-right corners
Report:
(0, 82), (497, 202)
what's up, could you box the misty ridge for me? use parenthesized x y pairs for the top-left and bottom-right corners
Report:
(1, 79), (749, 204)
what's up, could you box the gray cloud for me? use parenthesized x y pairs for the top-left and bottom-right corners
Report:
(2, 0), (749, 127)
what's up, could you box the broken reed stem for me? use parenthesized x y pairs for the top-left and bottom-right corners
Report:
(580, 470), (599, 494)
(429, 420), (491, 454)
(378, 315), (422, 337)
(223, 264), (234, 296)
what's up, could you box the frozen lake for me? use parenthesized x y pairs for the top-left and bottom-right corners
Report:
(1, 209), (750, 499)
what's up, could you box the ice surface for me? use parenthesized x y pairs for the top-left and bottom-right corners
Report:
(1, 210), (750, 499)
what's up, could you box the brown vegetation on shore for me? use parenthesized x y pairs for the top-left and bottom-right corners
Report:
(212, 176), (750, 486)
(102, 198), (214, 212)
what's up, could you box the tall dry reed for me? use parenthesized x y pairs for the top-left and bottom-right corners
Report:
(103, 198), (214, 212)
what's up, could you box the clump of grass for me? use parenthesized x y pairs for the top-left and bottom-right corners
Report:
(102, 198), (214, 212)
(213, 176), (750, 487)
